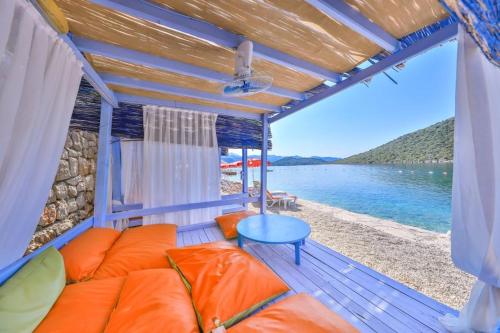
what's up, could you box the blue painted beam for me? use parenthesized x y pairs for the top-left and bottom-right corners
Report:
(305, 0), (399, 52)
(93, 100), (114, 227)
(88, 0), (341, 82)
(0, 217), (93, 284)
(242, 149), (249, 209)
(102, 74), (280, 112)
(73, 36), (305, 101)
(107, 196), (259, 221)
(115, 93), (263, 120)
(270, 23), (458, 124)
(111, 137), (123, 203)
(260, 114), (269, 213)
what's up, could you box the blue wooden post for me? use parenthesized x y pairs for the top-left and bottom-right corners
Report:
(111, 137), (122, 204)
(260, 114), (268, 214)
(94, 100), (113, 227)
(242, 148), (248, 208)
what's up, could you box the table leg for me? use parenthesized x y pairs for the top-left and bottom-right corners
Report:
(302, 238), (306, 246)
(294, 241), (301, 265)
(238, 234), (243, 248)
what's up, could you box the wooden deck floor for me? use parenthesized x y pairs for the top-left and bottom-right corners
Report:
(177, 223), (457, 332)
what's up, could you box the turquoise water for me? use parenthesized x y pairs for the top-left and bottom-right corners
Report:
(232, 164), (453, 233)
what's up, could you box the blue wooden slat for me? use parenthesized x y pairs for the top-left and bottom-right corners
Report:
(259, 114), (269, 213)
(88, 0), (341, 82)
(111, 137), (122, 203)
(307, 240), (457, 316)
(0, 218), (93, 284)
(305, 0), (399, 52)
(107, 196), (259, 221)
(270, 23), (458, 124)
(115, 93), (262, 121)
(102, 74), (281, 112)
(73, 36), (305, 101)
(93, 100), (113, 227)
(269, 244), (430, 332)
(249, 243), (378, 332)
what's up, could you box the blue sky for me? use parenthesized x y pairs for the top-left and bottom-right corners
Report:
(244, 40), (458, 158)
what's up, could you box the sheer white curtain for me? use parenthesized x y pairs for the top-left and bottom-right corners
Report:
(0, 0), (82, 268)
(440, 27), (500, 332)
(121, 140), (143, 205)
(142, 106), (220, 226)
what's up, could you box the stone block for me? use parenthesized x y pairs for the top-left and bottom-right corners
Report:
(67, 148), (81, 158)
(78, 157), (90, 175)
(55, 160), (71, 181)
(67, 199), (78, 213)
(66, 175), (82, 186)
(56, 201), (68, 220)
(76, 192), (86, 209)
(85, 191), (94, 204)
(39, 204), (57, 226)
(47, 188), (56, 204)
(76, 181), (86, 192)
(85, 175), (94, 191)
(54, 183), (68, 200)
(68, 185), (78, 198)
(69, 157), (78, 177)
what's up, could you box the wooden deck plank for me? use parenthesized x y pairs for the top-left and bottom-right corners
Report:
(269, 244), (433, 332)
(176, 225), (453, 333)
(301, 242), (449, 332)
(310, 240), (456, 315)
(251, 243), (387, 332)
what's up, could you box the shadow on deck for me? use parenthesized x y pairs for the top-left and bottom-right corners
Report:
(178, 223), (457, 333)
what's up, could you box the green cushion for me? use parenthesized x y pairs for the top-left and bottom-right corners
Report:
(0, 247), (65, 333)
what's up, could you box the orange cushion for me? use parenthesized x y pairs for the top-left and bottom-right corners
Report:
(104, 269), (199, 333)
(60, 228), (121, 282)
(35, 277), (125, 333)
(215, 211), (257, 239)
(228, 293), (359, 333)
(167, 243), (289, 332)
(94, 224), (177, 279)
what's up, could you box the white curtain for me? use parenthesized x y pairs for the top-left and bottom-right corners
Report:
(0, 1), (82, 268)
(121, 140), (143, 204)
(440, 27), (500, 333)
(142, 106), (220, 226)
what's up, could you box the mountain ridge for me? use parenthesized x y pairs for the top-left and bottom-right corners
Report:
(337, 118), (454, 164)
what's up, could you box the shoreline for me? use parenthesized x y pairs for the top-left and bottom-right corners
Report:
(247, 197), (474, 309)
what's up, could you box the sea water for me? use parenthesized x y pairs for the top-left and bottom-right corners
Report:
(231, 164), (453, 233)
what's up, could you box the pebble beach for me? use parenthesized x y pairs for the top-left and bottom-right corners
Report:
(247, 198), (475, 309)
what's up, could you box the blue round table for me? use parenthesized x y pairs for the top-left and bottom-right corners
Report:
(237, 214), (311, 265)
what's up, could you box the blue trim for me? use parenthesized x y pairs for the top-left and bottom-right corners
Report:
(115, 93), (263, 120)
(73, 37), (305, 101)
(93, 100), (113, 227)
(271, 23), (459, 123)
(88, 0), (341, 82)
(61, 35), (118, 107)
(304, 0), (399, 52)
(102, 74), (281, 112)
(111, 138), (123, 203)
(260, 114), (269, 213)
(0, 218), (93, 285)
(242, 149), (249, 208)
(107, 196), (259, 221)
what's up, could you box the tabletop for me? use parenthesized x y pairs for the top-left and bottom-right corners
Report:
(237, 214), (311, 244)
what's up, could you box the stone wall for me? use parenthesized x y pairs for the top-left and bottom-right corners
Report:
(27, 129), (98, 253)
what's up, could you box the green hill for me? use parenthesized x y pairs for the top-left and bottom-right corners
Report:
(338, 118), (454, 164)
(272, 156), (329, 166)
